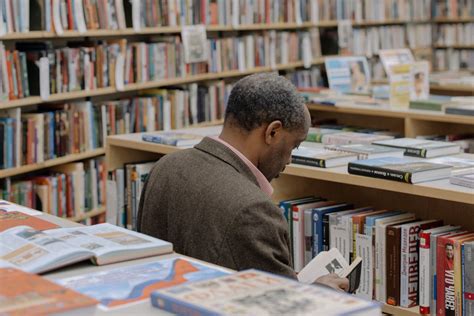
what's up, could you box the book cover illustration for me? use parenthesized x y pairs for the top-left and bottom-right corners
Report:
(151, 269), (380, 315)
(0, 267), (98, 315)
(56, 257), (229, 310)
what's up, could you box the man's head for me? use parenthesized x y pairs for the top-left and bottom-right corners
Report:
(445, 243), (454, 260)
(222, 73), (311, 181)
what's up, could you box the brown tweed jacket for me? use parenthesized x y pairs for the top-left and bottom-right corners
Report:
(137, 137), (296, 278)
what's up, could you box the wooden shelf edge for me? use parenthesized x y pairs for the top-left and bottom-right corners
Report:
(283, 165), (473, 204)
(0, 60), (326, 109)
(382, 303), (420, 316)
(434, 45), (474, 49)
(67, 206), (106, 222)
(307, 103), (474, 125)
(0, 148), (106, 178)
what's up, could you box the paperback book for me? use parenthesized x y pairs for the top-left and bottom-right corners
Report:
(0, 224), (173, 274)
(0, 267), (98, 315)
(450, 173), (474, 189)
(151, 270), (381, 315)
(291, 146), (358, 168)
(56, 256), (229, 310)
(372, 138), (461, 158)
(348, 157), (452, 184)
(325, 143), (405, 160)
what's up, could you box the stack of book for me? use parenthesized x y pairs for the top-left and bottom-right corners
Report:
(280, 194), (474, 315)
(1, 158), (106, 219)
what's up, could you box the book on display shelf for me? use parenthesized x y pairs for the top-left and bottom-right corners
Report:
(373, 138), (462, 158)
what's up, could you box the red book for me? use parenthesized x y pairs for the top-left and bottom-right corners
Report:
(437, 232), (474, 316)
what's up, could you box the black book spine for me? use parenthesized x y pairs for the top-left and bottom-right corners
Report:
(322, 214), (330, 251)
(404, 147), (426, 158)
(348, 162), (412, 183)
(291, 156), (326, 168)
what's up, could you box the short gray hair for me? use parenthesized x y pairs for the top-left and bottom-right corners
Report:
(225, 73), (306, 131)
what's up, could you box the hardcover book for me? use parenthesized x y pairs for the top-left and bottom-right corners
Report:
(322, 132), (393, 146)
(151, 270), (381, 315)
(0, 267), (98, 315)
(56, 256), (229, 310)
(325, 143), (405, 160)
(450, 173), (474, 189)
(142, 132), (202, 147)
(372, 138), (461, 158)
(291, 146), (358, 168)
(348, 157), (452, 184)
(0, 223), (173, 274)
(305, 127), (340, 143)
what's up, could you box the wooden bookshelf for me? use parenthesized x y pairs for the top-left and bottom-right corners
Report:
(105, 129), (474, 316)
(67, 206), (106, 222)
(0, 148), (106, 178)
(0, 58), (326, 110)
(433, 17), (474, 23)
(434, 44), (474, 49)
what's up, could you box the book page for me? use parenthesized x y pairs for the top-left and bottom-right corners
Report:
(0, 226), (92, 273)
(44, 223), (172, 259)
(297, 248), (349, 284)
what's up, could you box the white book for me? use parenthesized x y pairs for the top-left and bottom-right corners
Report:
(115, 0), (126, 29)
(106, 176), (118, 225)
(0, 224), (173, 274)
(116, 169), (125, 228)
(355, 233), (373, 299)
(374, 213), (416, 302)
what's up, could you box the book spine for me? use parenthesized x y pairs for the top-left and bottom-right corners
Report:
(420, 232), (431, 315)
(312, 210), (321, 257)
(463, 243), (474, 316)
(405, 147), (427, 158)
(348, 162), (412, 183)
(291, 156), (326, 168)
(151, 292), (218, 316)
(437, 237), (455, 316)
(292, 205), (303, 272)
(386, 226), (402, 306)
(400, 224), (422, 308)
(322, 213), (330, 252)
(304, 209), (313, 265)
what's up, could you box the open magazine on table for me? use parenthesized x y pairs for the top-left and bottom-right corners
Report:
(0, 223), (173, 274)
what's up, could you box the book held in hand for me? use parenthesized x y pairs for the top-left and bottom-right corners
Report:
(56, 256), (229, 310)
(298, 247), (362, 294)
(372, 138), (461, 158)
(151, 269), (380, 316)
(0, 223), (173, 274)
(0, 267), (98, 315)
(348, 157), (452, 184)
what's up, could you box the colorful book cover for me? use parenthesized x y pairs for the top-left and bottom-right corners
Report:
(410, 61), (430, 100)
(142, 132), (202, 147)
(0, 210), (58, 232)
(454, 236), (474, 315)
(56, 256), (229, 310)
(151, 269), (381, 315)
(0, 267), (98, 315)
(389, 64), (411, 108)
(324, 56), (371, 93)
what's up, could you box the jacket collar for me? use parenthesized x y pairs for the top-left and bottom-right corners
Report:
(194, 137), (260, 188)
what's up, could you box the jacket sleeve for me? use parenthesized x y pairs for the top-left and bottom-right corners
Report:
(224, 200), (297, 279)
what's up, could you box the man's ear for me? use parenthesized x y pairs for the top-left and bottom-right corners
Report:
(264, 120), (283, 145)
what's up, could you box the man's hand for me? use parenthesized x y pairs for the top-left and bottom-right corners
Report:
(315, 273), (349, 292)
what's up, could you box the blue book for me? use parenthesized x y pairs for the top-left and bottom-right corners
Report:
(364, 211), (402, 236)
(151, 269), (381, 315)
(312, 203), (353, 257)
(142, 132), (202, 147)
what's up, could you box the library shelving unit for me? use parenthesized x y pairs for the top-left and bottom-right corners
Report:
(105, 130), (474, 316)
(1, 11), (473, 221)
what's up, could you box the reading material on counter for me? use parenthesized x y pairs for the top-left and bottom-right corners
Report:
(291, 145), (358, 168)
(0, 223), (173, 274)
(372, 138), (461, 158)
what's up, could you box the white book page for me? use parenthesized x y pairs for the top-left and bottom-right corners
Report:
(298, 248), (349, 284)
(0, 226), (92, 273)
(44, 224), (171, 258)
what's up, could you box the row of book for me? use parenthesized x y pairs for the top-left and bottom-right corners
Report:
(434, 48), (474, 71)
(434, 23), (474, 46)
(351, 25), (432, 57)
(281, 195), (474, 315)
(1, 157), (106, 219)
(432, 0), (474, 19)
(0, 200), (379, 315)
(0, 30), (320, 102)
(330, 0), (432, 21)
(285, 66), (324, 89)
(0, 82), (231, 169)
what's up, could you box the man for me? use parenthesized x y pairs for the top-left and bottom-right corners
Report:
(137, 73), (348, 291)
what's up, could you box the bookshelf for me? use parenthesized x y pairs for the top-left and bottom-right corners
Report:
(105, 131), (474, 316)
(67, 206), (106, 223)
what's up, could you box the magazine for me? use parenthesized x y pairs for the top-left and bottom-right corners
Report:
(0, 224), (173, 274)
(151, 270), (380, 315)
(56, 256), (229, 310)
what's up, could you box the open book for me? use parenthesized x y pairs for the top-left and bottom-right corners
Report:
(0, 223), (173, 274)
(297, 248), (362, 294)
